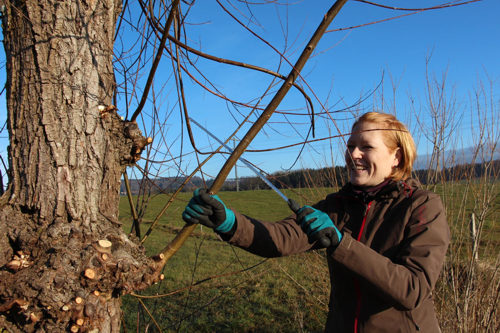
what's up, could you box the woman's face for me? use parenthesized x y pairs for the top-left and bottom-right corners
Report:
(345, 122), (401, 187)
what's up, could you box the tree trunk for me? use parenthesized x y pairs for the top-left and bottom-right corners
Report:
(0, 1), (159, 331)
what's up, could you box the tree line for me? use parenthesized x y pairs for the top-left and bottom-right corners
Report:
(122, 160), (499, 195)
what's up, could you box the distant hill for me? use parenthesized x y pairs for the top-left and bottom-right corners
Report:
(122, 159), (499, 195)
(414, 146), (500, 170)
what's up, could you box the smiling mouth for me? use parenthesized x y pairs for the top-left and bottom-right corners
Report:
(351, 164), (367, 171)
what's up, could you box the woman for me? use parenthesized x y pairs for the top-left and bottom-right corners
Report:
(182, 112), (450, 332)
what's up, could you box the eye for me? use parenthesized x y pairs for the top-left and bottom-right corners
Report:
(362, 145), (373, 150)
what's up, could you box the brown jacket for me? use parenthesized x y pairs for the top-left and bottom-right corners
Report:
(226, 179), (450, 332)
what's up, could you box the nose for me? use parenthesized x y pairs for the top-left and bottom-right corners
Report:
(349, 146), (362, 159)
(345, 146), (361, 163)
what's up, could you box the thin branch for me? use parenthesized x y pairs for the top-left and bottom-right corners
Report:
(354, 0), (482, 11)
(123, 171), (141, 237)
(329, 0), (483, 32)
(130, 0), (180, 122)
(130, 258), (268, 299)
(136, 298), (163, 332)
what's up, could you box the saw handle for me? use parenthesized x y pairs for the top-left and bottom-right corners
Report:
(287, 198), (301, 213)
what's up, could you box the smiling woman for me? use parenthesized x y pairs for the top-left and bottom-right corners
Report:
(345, 112), (416, 187)
(181, 111), (450, 332)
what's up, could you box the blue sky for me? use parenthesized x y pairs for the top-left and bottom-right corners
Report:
(171, 0), (499, 178)
(1, 0), (499, 184)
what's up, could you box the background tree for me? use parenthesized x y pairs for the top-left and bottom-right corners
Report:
(0, 1), (164, 331)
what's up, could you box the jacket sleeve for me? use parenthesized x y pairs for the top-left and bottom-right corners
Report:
(225, 211), (315, 258)
(330, 192), (450, 310)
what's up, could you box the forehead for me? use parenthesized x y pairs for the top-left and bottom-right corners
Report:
(348, 122), (387, 143)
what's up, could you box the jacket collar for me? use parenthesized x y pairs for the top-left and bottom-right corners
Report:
(340, 178), (419, 202)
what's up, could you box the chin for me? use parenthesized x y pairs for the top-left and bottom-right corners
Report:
(349, 178), (367, 187)
(350, 177), (382, 187)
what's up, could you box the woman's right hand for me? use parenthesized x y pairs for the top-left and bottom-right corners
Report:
(182, 188), (235, 233)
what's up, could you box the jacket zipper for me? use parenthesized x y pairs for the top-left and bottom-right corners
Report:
(353, 200), (373, 333)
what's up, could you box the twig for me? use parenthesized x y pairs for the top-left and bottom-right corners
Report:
(130, 0), (180, 122)
(123, 171), (141, 237)
(136, 298), (163, 332)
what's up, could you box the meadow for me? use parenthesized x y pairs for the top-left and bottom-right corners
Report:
(119, 183), (499, 332)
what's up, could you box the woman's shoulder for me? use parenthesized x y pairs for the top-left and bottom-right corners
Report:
(400, 181), (445, 216)
(402, 179), (441, 200)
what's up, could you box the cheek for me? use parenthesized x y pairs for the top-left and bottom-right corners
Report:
(344, 150), (350, 163)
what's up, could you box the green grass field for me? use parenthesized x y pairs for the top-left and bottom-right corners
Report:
(119, 185), (499, 332)
(119, 189), (332, 332)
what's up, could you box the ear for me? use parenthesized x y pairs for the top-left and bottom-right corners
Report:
(392, 148), (402, 168)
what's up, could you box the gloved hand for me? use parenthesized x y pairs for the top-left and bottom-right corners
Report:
(296, 205), (342, 248)
(182, 188), (235, 233)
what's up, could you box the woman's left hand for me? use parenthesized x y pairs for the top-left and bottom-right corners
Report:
(296, 206), (342, 248)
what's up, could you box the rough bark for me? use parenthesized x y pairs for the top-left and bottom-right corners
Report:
(0, 1), (160, 332)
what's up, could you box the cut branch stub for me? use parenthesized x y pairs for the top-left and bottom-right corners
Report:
(96, 239), (112, 254)
(98, 239), (112, 248)
(6, 259), (22, 271)
(158, 0), (348, 265)
(29, 312), (40, 322)
(84, 268), (96, 280)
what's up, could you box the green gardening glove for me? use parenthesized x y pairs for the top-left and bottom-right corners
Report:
(182, 188), (235, 233)
(296, 205), (342, 248)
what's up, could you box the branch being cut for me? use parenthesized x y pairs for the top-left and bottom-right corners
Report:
(156, 0), (349, 267)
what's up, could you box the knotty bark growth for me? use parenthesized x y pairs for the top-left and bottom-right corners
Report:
(0, 1), (160, 332)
